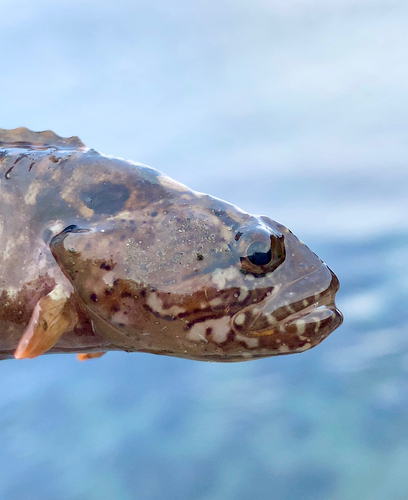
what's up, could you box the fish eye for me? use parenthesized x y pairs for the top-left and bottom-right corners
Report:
(236, 226), (285, 276)
(247, 241), (272, 266)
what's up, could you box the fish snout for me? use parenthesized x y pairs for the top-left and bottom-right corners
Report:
(231, 270), (342, 355)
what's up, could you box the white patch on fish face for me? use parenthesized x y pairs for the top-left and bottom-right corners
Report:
(234, 313), (246, 326)
(238, 287), (248, 301)
(211, 266), (242, 289)
(103, 271), (116, 287)
(146, 293), (186, 317)
(4, 233), (25, 260)
(47, 221), (64, 236)
(187, 316), (231, 343)
(209, 297), (223, 307)
(297, 319), (306, 335)
(235, 333), (259, 348)
(111, 310), (130, 326)
(79, 205), (94, 219)
(266, 314), (277, 326)
(49, 284), (70, 301)
(4, 286), (19, 299)
(24, 181), (42, 205)
(220, 224), (234, 242)
(109, 210), (132, 222)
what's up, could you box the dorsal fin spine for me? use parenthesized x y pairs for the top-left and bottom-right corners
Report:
(0, 127), (87, 150)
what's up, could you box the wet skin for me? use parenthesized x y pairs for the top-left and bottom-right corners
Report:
(0, 128), (343, 361)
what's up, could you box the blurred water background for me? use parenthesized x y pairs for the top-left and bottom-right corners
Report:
(1, 0), (408, 498)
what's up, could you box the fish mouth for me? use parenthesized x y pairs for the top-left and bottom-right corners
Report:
(277, 296), (342, 341)
(248, 271), (343, 349)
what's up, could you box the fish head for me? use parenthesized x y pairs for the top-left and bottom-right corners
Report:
(50, 200), (342, 361)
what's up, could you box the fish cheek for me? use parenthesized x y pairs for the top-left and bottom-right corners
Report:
(50, 228), (146, 331)
(50, 229), (118, 305)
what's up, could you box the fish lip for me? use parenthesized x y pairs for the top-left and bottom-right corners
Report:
(280, 271), (342, 328)
(251, 269), (343, 337)
(281, 269), (340, 319)
(283, 301), (343, 331)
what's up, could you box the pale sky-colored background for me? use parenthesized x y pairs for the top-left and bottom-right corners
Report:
(2, 0), (408, 239)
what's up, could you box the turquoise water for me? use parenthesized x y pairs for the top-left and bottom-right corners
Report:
(1, 177), (407, 500)
(1, 0), (408, 498)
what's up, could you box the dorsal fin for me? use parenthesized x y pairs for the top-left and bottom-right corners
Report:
(0, 127), (87, 150)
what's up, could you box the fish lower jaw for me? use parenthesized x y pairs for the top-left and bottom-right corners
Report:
(250, 299), (342, 347)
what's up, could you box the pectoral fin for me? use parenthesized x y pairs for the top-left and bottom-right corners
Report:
(77, 352), (106, 361)
(14, 284), (78, 359)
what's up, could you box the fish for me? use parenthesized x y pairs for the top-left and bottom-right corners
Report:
(0, 127), (342, 362)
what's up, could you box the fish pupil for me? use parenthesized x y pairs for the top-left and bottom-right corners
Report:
(247, 241), (272, 266)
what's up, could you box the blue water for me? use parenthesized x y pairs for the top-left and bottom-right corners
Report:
(1, 1), (408, 498)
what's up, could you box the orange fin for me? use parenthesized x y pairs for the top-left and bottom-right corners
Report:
(14, 285), (77, 359)
(77, 352), (106, 361)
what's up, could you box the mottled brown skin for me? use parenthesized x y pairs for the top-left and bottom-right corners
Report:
(0, 127), (343, 362)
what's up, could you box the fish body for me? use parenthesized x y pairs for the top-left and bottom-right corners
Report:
(0, 127), (342, 362)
